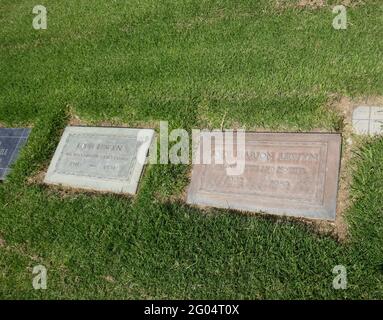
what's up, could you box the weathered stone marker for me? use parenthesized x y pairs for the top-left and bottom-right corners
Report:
(44, 126), (154, 194)
(187, 132), (342, 220)
(352, 106), (383, 135)
(0, 128), (31, 180)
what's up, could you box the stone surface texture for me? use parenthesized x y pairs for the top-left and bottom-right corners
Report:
(44, 126), (154, 194)
(187, 132), (342, 220)
(0, 128), (31, 180)
(352, 106), (383, 135)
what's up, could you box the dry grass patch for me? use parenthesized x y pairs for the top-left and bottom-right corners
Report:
(275, 0), (365, 10)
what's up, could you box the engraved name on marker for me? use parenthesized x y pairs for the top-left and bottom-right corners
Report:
(187, 132), (342, 220)
(0, 128), (31, 180)
(44, 126), (154, 194)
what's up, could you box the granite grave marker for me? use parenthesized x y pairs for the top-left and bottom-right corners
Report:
(0, 128), (31, 180)
(352, 106), (383, 135)
(187, 132), (342, 220)
(44, 126), (154, 194)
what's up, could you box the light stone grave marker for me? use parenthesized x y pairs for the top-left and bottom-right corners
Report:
(352, 106), (383, 135)
(0, 128), (31, 180)
(44, 126), (154, 194)
(187, 132), (342, 220)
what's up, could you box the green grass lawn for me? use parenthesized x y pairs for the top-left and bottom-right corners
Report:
(0, 0), (382, 299)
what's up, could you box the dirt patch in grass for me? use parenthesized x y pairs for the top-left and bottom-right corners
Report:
(275, 0), (365, 10)
(27, 169), (46, 186)
(154, 191), (187, 204)
(27, 165), (138, 200)
(327, 95), (354, 241)
(295, 0), (326, 9)
(103, 275), (116, 283)
(0, 122), (34, 129)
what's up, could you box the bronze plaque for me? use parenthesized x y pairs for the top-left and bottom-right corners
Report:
(186, 132), (342, 220)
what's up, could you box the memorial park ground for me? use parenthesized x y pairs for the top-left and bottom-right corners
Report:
(0, 0), (382, 299)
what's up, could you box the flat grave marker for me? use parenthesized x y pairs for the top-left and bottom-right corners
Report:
(44, 126), (154, 194)
(352, 106), (383, 135)
(0, 128), (31, 180)
(187, 132), (342, 220)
